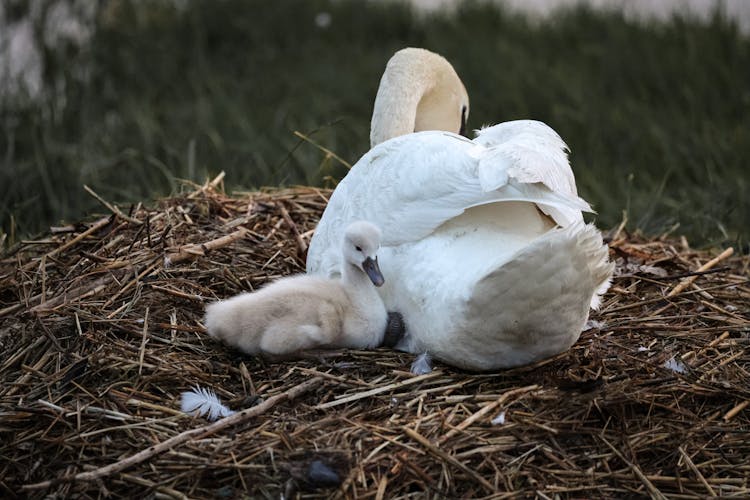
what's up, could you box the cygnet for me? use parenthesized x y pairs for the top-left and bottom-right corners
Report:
(205, 221), (388, 356)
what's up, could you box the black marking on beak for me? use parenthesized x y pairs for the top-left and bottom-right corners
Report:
(459, 105), (468, 137)
(362, 256), (384, 287)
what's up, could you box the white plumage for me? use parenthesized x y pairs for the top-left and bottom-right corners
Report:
(306, 48), (613, 371)
(181, 386), (235, 421)
(205, 221), (388, 356)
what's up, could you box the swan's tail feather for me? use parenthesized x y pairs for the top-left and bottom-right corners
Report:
(439, 222), (613, 370)
(570, 222), (615, 310)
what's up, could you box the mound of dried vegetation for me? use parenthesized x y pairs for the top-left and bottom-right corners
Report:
(1, 175), (748, 498)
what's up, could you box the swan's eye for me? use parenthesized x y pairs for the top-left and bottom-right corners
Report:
(355, 246), (362, 252)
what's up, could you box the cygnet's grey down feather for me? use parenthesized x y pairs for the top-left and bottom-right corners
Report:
(204, 221), (388, 357)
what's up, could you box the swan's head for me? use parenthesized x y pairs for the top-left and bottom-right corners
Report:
(342, 221), (384, 287)
(370, 47), (469, 147)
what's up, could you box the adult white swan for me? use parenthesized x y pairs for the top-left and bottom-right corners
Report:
(307, 48), (613, 371)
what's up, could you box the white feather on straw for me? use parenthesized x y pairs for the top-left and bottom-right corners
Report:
(664, 357), (687, 374)
(491, 411), (506, 426)
(410, 352), (433, 375)
(181, 386), (236, 421)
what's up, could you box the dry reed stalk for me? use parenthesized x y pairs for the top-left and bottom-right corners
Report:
(83, 185), (143, 226)
(293, 130), (352, 169)
(667, 247), (734, 297)
(164, 228), (249, 266)
(279, 203), (308, 255)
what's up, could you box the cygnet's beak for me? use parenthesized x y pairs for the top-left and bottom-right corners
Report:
(362, 256), (384, 287)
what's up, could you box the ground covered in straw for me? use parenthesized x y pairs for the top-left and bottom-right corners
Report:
(1, 178), (748, 499)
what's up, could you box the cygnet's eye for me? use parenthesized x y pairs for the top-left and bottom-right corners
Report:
(355, 246), (362, 252)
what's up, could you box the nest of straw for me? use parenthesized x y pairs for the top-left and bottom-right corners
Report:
(1, 176), (748, 499)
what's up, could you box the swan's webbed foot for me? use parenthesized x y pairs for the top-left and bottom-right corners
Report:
(381, 311), (405, 348)
(410, 352), (433, 375)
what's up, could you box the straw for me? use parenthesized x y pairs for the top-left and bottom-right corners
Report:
(1, 178), (748, 498)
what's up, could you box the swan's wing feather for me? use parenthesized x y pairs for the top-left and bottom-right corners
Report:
(307, 129), (586, 276)
(469, 181), (590, 227)
(474, 120), (578, 197)
(318, 132), (480, 244)
(308, 133), (478, 275)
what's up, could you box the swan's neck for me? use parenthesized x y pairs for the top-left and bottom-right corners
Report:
(370, 48), (468, 147)
(341, 261), (380, 309)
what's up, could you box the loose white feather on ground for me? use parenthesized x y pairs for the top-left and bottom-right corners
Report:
(181, 386), (236, 421)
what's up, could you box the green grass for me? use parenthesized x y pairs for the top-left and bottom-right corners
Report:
(2, 0), (748, 248)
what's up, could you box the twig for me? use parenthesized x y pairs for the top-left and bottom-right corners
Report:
(118, 472), (187, 499)
(24, 215), (114, 271)
(30, 270), (126, 313)
(149, 284), (204, 302)
(610, 210), (628, 242)
(279, 204), (308, 255)
(137, 307), (149, 375)
(164, 228), (248, 266)
(21, 377), (323, 491)
(723, 400), (749, 422)
(0, 302), (23, 318)
(662, 266), (730, 280)
(187, 171), (225, 199)
(403, 427), (496, 492)
(103, 260), (160, 309)
(600, 436), (666, 500)
(208, 171), (225, 189)
(83, 185), (142, 225)
(678, 446), (716, 496)
(667, 247), (734, 297)
(293, 130), (352, 169)
(315, 372), (441, 409)
(439, 384), (539, 443)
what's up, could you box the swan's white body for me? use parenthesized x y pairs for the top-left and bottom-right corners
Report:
(206, 221), (387, 356)
(306, 48), (613, 371)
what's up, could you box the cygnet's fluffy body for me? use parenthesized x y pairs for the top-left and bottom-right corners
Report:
(205, 221), (387, 356)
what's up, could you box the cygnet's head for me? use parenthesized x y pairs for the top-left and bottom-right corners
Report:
(342, 221), (384, 287)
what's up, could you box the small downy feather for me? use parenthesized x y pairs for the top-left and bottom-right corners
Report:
(181, 386), (236, 421)
(410, 352), (433, 375)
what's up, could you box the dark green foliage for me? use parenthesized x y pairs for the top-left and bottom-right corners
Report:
(2, 0), (748, 246)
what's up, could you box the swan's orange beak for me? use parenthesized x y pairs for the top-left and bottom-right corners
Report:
(362, 256), (384, 287)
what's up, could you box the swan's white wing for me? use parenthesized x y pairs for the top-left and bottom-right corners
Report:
(311, 133), (476, 260)
(307, 129), (588, 277)
(474, 120), (578, 197)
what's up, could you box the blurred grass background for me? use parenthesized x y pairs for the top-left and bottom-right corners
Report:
(1, 0), (748, 248)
